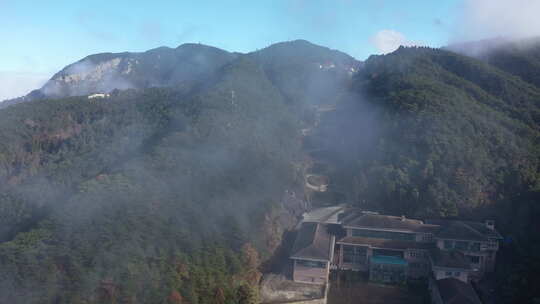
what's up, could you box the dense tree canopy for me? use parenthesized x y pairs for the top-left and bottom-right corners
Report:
(311, 45), (540, 303)
(1, 39), (540, 303)
(0, 55), (301, 303)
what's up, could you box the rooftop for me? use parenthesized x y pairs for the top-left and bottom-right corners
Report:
(337, 236), (434, 250)
(430, 249), (471, 270)
(340, 210), (439, 233)
(463, 220), (503, 239)
(301, 206), (345, 225)
(290, 222), (333, 261)
(427, 219), (502, 241)
(435, 277), (482, 304)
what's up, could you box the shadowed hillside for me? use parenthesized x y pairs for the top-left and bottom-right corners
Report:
(312, 44), (540, 303)
(1, 39), (540, 303)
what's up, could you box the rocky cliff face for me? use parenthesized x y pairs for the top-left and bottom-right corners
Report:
(42, 44), (237, 98)
(5, 44), (236, 104)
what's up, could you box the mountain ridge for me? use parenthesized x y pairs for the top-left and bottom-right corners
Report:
(0, 43), (238, 108)
(1, 37), (540, 303)
(0, 39), (361, 109)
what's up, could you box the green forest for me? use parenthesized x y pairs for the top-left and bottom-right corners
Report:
(0, 57), (302, 303)
(314, 44), (540, 303)
(1, 39), (540, 303)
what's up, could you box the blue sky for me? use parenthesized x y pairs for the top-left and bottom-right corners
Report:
(0, 0), (537, 100)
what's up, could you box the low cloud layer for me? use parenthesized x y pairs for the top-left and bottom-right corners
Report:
(370, 29), (422, 54)
(454, 0), (540, 42)
(0, 71), (49, 101)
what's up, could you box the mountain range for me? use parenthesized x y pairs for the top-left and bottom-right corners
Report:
(0, 38), (539, 303)
(1, 40), (359, 107)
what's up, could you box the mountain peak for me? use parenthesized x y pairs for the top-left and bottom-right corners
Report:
(3, 40), (359, 106)
(24, 44), (236, 100)
(260, 39), (333, 53)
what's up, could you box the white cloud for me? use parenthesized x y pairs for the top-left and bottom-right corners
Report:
(454, 0), (540, 42)
(0, 71), (50, 101)
(370, 29), (422, 54)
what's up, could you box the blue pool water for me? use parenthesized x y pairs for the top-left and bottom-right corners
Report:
(371, 255), (408, 265)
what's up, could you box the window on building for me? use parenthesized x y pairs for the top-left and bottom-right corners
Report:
(343, 245), (354, 263)
(468, 255), (480, 264)
(422, 234), (433, 242)
(296, 260), (326, 268)
(455, 241), (469, 250)
(352, 229), (415, 241)
(342, 245), (367, 265)
(454, 272), (461, 277)
(370, 262), (407, 283)
(470, 242), (481, 251)
(487, 238), (498, 248)
(444, 240), (453, 249)
(445, 271), (452, 276)
(409, 250), (425, 258)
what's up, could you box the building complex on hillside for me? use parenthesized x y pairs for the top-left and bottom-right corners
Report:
(430, 277), (482, 304)
(290, 207), (502, 302)
(290, 222), (334, 284)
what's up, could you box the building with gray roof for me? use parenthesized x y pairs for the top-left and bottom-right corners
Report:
(290, 206), (501, 298)
(430, 277), (482, 304)
(290, 222), (335, 284)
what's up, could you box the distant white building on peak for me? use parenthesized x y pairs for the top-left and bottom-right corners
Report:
(88, 93), (110, 99)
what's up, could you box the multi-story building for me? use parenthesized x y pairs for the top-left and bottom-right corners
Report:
(290, 208), (502, 285)
(426, 219), (501, 280)
(290, 222), (335, 284)
(336, 210), (438, 283)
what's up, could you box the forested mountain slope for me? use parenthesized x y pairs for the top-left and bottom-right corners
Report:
(248, 40), (360, 107)
(0, 40), (363, 304)
(1, 39), (540, 303)
(0, 56), (303, 303)
(1, 43), (237, 107)
(448, 37), (540, 88)
(314, 45), (540, 216)
(312, 44), (540, 303)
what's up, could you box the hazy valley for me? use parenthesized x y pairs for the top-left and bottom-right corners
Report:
(1, 37), (540, 304)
